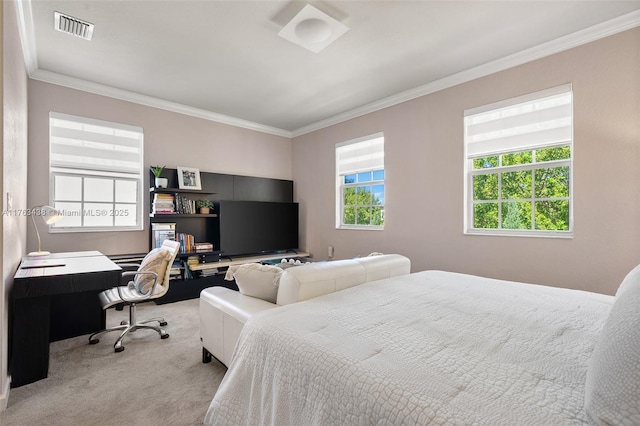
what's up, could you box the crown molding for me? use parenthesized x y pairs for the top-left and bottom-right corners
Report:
(291, 10), (640, 137)
(28, 69), (293, 138)
(15, 0), (38, 75)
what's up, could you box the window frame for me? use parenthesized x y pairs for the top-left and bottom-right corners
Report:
(335, 133), (385, 230)
(463, 85), (574, 238)
(49, 112), (144, 233)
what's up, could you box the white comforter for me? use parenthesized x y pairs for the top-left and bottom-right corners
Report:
(205, 270), (613, 425)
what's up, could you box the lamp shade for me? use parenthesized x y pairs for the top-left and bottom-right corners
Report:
(28, 205), (62, 256)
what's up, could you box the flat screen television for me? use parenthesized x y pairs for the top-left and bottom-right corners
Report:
(218, 200), (299, 257)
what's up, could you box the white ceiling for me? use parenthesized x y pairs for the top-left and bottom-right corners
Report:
(20, 1), (640, 137)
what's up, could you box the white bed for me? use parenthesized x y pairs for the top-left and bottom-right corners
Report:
(205, 268), (640, 425)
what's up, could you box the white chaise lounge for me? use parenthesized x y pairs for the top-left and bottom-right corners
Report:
(199, 254), (411, 366)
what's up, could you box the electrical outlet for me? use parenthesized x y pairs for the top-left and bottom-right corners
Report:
(328, 245), (334, 258)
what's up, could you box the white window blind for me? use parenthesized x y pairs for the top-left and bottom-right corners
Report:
(465, 84), (572, 158)
(50, 112), (143, 174)
(49, 112), (144, 232)
(336, 135), (384, 175)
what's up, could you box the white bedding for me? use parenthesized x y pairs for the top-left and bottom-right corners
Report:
(205, 270), (614, 425)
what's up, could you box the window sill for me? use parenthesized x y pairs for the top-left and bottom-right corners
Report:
(50, 226), (143, 233)
(337, 225), (384, 231)
(464, 228), (573, 239)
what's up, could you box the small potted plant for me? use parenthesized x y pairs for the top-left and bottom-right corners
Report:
(150, 165), (168, 188)
(196, 199), (214, 214)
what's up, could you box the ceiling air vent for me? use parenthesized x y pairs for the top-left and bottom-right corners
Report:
(54, 11), (94, 41)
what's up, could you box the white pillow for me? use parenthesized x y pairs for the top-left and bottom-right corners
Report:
(584, 263), (640, 425)
(134, 248), (172, 295)
(228, 263), (283, 303)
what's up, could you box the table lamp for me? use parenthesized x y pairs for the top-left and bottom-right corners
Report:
(28, 205), (62, 256)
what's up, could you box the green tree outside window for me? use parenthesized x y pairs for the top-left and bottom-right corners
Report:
(471, 147), (570, 232)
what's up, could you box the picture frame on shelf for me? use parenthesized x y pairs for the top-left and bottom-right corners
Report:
(177, 166), (202, 190)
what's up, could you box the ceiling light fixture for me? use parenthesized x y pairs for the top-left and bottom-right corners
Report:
(278, 5), (349, 53)
(54, 11), (94, 41)
(296, 18), (332, 43)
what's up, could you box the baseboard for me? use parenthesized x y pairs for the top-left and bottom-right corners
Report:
(0, 375), (10, 411)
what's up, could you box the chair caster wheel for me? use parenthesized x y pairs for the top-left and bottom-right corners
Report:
(161, 333), (169, 339)
(115, 346), (125, 353)
(120, 320), (128, 325)
(89, 339), (99, 345)
(159, 321), (168, 326)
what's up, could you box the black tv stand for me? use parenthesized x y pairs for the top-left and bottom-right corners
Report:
(148, 167), (301, 304)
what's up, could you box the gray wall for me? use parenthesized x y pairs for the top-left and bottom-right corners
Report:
(2, 0), (30, 407)
(292, 28), (640, 296)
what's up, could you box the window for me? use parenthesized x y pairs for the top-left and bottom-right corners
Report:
(336, 133), (384, 229)
(49, 112), (144, 231)
(464, 84), (573, 237)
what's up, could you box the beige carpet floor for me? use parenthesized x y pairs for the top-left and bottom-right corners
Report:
(0, 298), (227, 426)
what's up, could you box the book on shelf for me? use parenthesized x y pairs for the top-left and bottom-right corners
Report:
(186, 255), (200, 268)
(151, 223), (176, 248)
(177, 233), (195, 253)
(169, 260), (183, 280)
(152, 193), (175, 214)
(199, 268), (219, 277)
(181, 255), (200, 280)
(174, 194), (196, 214)
(194, 242), (214, 252)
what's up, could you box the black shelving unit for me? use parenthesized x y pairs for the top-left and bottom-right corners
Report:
(148, 167), (294, 303)
(149, 187), (219, 251)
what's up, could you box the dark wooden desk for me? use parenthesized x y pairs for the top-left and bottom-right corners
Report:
(10, 251), (121, 387)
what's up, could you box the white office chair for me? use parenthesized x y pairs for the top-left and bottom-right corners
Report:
(89, 240), (181, 352)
